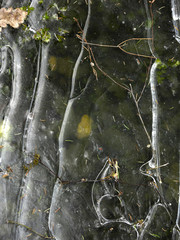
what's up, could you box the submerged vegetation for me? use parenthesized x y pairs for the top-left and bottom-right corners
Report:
(0, 3), (68, 43)
(33, 28), (51, 43)
(23, 153), (40, 174)
(0, 0), (179, 239)
(156, 58), (180, 84)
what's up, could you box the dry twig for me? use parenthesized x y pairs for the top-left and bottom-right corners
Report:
(7, 220), (54, 239)
(75, 18), (152, 145)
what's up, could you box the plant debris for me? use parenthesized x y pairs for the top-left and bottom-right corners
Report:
(0, 8), (28, 31)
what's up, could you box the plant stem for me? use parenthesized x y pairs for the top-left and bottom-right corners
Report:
(7, 220), (55, 239)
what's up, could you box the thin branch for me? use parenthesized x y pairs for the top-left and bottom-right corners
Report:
(81, 41), (118, 48)
(118, 38), (155, 58)
(75, 18), (152, 145)
(73, 17), (83, 32)
(82, 37), (156, 59)
(7, 220), (55, 239)
(118, 44), (155, 59)
(37, 157), (147, 187)
(130, 84), (152, 146)
(118, 37), (153, 46)
(78, 31), (129, 90)
(89, 47), (130, 91)
(137, 58), (152, 103)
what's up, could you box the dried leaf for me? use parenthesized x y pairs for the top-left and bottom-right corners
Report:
(26, 233), (32, 238)
(44, 188), (47, 195)
(0, 8), (28, 31)
(0, 145), (3, 148)
(76, 34), (82, 40)
(55, 207), (61, 213)
(32, 208), (36, 214)
(2, 173), (9, 178)
(128, 214), (133, 221)
(92, 67), (98, 80)
(7, 166), (13, 172)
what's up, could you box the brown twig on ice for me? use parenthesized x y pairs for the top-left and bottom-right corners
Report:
(89, 46), (130, 91)
(118, 38), (155, 59)
(129, 84), (152, 146)
(7, 220), (55, 239)
(137, 59), (153, 103)
(82, 37), (155, 59)
(149, 0), (155, 4)
(75, 18), (152, 145)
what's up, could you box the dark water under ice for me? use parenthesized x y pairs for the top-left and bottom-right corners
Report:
(0, 0), (179, 239)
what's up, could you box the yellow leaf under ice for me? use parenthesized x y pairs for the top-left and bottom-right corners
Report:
(77, 115), (92, 139)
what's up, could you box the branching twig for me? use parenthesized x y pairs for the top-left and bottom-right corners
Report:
(31, 156), (147, 188)
(75, 18), (152, 144)
(129, 84), (152, 146)
(137, 58), (152, 103)
(89, 46), (130, 91)
(7, 220), (55, 239)
(82, 37), (156, 59)
(76, 22), (129, 90)
(118, 38), (155, 59)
